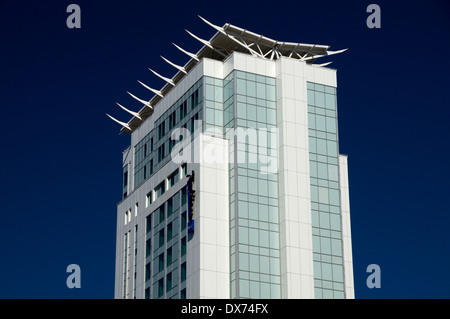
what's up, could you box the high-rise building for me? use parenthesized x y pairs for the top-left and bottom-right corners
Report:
(110, 17), (354, 299)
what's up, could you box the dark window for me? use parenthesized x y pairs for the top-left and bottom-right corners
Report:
(123, 171), (128, 188)
(173, 111), (177, 127)
(169, 111), (176, 130)
(145, 263), (151, 281)
(144, 143), (147, 157)
(181, 262), (186, 282)
(146, 239), (151, 257)
(167, 197), (173, 216)
(194, 89), (199, 106)
(159, 229), (165, 248)
(167, 247), (172, 266)
(190, 89), (199, 107)
(158, 144), (165, 163)
(179, 102), (185, 120)
(146, 214), (152, 234)
(145, 287), (150, 299)
(181, 186), (187, 206)
(158, 278), (164, 297)
(159, 253), (164, 272)
(181, 211), (187, 231)
(161, 145), (164, 162)
(181, 237), (186, 256)
(166, 272), (172, 292)
(156, 182), (165, 198)
(144, 165), (147, 179)
(158, 122), (165, 140)
(180, 288), (186, 299)
(179, 100), (188, 120)
(159, 204), (165, 223)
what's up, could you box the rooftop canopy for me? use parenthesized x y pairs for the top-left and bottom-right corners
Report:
(107, 16), (347, 134)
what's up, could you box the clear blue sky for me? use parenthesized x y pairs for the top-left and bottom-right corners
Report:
(0, 0), (449, 299)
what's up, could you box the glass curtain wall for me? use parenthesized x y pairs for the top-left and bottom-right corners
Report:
(307, 82), (345, 299)
(224, 71), (281, 299)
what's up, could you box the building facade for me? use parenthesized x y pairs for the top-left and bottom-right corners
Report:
(111, 19), (354, 299)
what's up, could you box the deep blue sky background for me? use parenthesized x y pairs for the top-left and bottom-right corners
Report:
(0, 0), (449, 299)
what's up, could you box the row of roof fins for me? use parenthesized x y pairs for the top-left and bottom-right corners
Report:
(107, 16), (347, 134)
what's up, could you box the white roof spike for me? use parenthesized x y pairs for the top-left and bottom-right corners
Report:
(149, 68), (175, 86)
(137, 80), (164, 97)
(198, 15), (223, 33)
(327, 48), (348, 55)
(126, 91), (153, 109)
(160, 56), (187, 74)
(185, 29), (212, 48)
(185, 29), (227, 58)
(116, 102), (142, 120)
(303, 48), (348, 62)
(172, 43), (199, 61)
(316, 62), (333, 67)
(106, 113), (131, 131)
